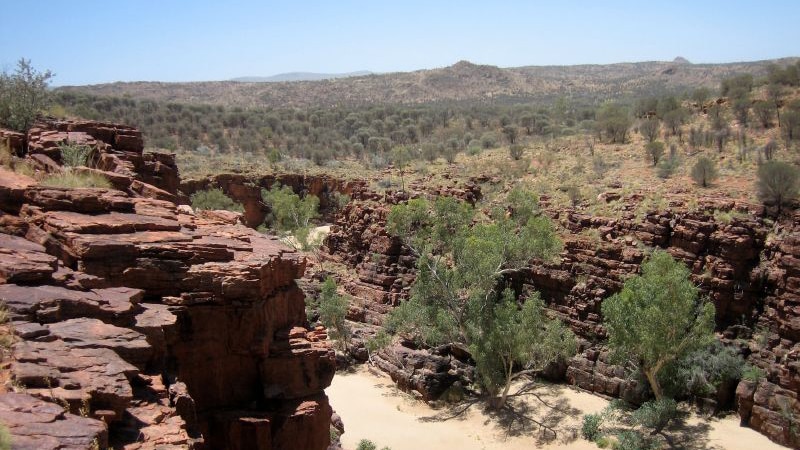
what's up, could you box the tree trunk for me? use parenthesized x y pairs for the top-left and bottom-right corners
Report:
(645, 368), (664, 400)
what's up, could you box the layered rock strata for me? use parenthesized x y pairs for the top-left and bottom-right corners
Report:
(0, 121), (335, 449)
(322, 190), (800, 447)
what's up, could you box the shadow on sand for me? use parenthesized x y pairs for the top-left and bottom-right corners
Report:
(417, 380), (583, 446)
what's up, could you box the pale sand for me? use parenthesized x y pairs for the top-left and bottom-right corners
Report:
(281, 225), (331, 250)
(327, 366), (787, 450)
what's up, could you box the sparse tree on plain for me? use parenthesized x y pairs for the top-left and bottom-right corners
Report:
(645, 141), (665, 166)
(756, 161), (800, 215)
(691, 156), (718, 188)
(640, 119), (661, 143)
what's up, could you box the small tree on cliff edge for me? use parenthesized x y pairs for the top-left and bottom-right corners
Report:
(0, 59), (54, 132)
(601, 250), (715, 400)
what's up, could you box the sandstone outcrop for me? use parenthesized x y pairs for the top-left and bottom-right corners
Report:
(0, 121), (335, 449)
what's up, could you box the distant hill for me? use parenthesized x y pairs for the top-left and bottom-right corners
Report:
(58, 57), (799, 108)
(230, 71), (372, 82)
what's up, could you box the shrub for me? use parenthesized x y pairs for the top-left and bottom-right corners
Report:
(41, 171), (112, 189)
(190, 188), (244, 212)
(356, 440), (377, 450)
(59, 143), (93, 168)
(742, 364), (765, 383)
(631, 398), (677, 433)
(581, 413), (603, 441)
(317, 277), (350, 350)
(480, 132), (498, 149)
(509, 144), (524, 160)
(656, 154), (680, 179)
(645, 141), (665, 166)
(756, 160), (799, 215)
(691, 157), (718, 187)
(665, 342), (744, 398)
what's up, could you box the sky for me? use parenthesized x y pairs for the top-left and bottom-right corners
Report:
(1, 1), (798, 86)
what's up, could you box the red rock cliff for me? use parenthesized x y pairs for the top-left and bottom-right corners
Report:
(0, 121), (335, 450)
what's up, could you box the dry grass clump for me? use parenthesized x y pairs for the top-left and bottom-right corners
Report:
(41, 171), (112, 189)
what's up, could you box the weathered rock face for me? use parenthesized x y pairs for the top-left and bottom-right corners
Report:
(180, 173), (371, 227)
(22, 119), (180, 201)
(0, 121), (334, 449)
(322, 191), (800, 448)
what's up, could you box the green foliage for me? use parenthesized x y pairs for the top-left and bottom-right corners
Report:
(261, 184), (320, 249)
(756, 160), (799, 215)
(691, 156), (718, 188)
(601, 250), (716, 400)
(639, 119), (660, 143)
(317, 277), (350, 350)
(742, 364), (765, 383)
(663, 342), (744, 398)
(656, 153), (680, 179)
(365, 329), (392, 356)
(58, 143), (93, 168)
(0, 59), (54, 131)
(644, 141), (665, 166)
(190, 188), (244, 212)
(41, 171), (112, 189)
(509, 143), (524, 160)
(581, 413), (604, 441)
(613, 430), (657, 450)
(386, 193), (567, 407)
(356, 440), (377, 450)
(631, 398), (677, 433)
(596, 102), (632, 143)
(471, 290), (576, 404)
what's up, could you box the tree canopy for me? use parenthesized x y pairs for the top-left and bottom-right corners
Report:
(0, 59), (54, 132)
(386, 192), (571, 407)
(601, 250), (715, 400)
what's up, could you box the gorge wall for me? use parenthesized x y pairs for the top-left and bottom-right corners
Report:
(0, 120), (335, 449)
(322, 188), (800, 448)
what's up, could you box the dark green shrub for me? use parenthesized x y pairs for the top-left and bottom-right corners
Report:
(581, 413), (603, 441)
(356, 440), (377, 450)
(664, 342), (744, 398)
(756, 160), (799, 215)
(190, 188), (244, 212)
(631, 398), (677, 433)
(691, 157), (718, 187)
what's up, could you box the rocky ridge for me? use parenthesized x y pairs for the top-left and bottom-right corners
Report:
(0, 120), (335, 449)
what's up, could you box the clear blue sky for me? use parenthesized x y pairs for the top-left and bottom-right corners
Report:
(1, 1), (798, 86)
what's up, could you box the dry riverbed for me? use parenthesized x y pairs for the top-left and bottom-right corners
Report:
(328, 366), (787, 450)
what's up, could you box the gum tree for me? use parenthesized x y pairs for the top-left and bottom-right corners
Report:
(601, 250), (715, 400)
(386, 191), (573, 408)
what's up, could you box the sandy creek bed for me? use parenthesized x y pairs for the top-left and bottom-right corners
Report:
(327, 366), (787, 450)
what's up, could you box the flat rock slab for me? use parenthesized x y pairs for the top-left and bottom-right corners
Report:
(0, 234), (57, 283)
(12, 338), (137, 422)
(0, 392), (108, 450)
(42, 211), (181, 234)
(0, 284), (142, 325)
(46, 318), (152, 369)
(23, 187), (135, 213)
